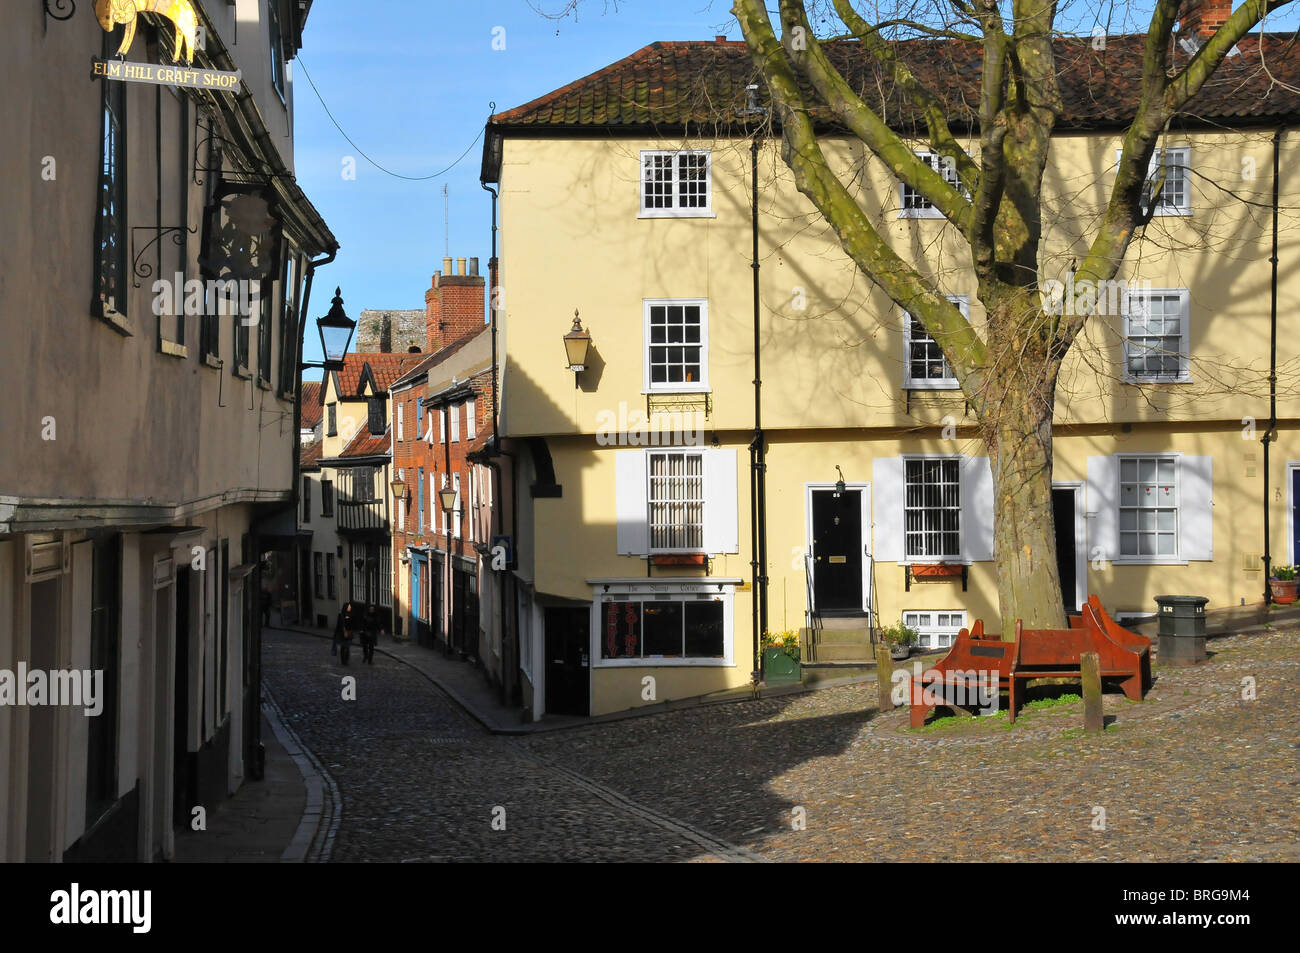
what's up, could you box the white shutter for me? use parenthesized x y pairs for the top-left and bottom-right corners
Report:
(702, 448), (738, 554)
(1180, 455), (1213, 561)
(1086, 456), (1117, 563)
(961, 455), (995, 561)
(615, 450), (649, 555)
(453, 474), (462, 538)
(872, 457), (905, 562)
(467, 399), (476, 440)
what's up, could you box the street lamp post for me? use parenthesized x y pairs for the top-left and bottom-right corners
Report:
(439, 479), (458, 658)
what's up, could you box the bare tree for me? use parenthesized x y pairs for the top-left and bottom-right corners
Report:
(724, 0), (1293, 633)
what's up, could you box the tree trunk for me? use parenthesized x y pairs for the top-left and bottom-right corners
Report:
(985, 391), (1067, 637)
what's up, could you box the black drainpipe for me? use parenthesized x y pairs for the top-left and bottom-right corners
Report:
(1262, 127), (1281, 602)
(749, 132), (770, 676)
(480, 176), (514, 705)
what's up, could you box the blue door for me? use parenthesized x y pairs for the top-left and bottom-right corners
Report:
(410, 558), (421, 621)
(1293, 469), (1300, 564)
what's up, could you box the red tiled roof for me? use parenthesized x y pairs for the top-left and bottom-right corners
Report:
(339, 427), (388, 459)
(301, 381), (323, 429)
(299, 440), (322, 469)
(490, 34), (1300, 133)
(333, 352), (428, 399)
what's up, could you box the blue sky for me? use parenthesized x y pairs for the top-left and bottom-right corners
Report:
(292, 1), (1300, 367)
(294, 0), (739, 366)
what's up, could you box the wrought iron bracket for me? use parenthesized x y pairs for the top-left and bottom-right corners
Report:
(131, 225), (198, 288)
(43, 0), (75, 32)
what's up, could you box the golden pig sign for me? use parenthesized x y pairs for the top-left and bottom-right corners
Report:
(95, 0), (199, 65)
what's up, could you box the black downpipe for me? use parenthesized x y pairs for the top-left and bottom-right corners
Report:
(749, 134), (770, 675)
(1263, 128), (1281, 602)
(481, 177), (515, 705)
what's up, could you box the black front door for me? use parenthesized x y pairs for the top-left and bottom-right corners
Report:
(1052, 488), (1078, 614)
(544, 608), (590, 717)
(812, 489), (863, 614)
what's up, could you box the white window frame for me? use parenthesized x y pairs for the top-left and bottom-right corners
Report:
(589, 581), (735, 668)
(903, 294), (967, 390)
(396, 398), (405, 441)
(647, 449), (706, 554)
(440, 472), (448, 536)
(452, 473), (462, 539)
(898, 151), (969, 219)
(1121, 287), (1191, 384)
(449, 404), (460, 443)
(466, 399), (476, 440)
(1117, 146), (1192, 217)
(439, 408), (446, 443)
(1115, 452), (1181, 564)
(902, 454), (963, 562)
(643, 298), (709, 394)
(639, 149), (715, 218)
(902, 610), (968, 651)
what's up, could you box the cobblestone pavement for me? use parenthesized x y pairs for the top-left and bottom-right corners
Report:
(265, 626), (1300, 862)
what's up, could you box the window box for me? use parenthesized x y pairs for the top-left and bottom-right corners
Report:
(910, 562), (963, 579)
(651, 553), (707, 567)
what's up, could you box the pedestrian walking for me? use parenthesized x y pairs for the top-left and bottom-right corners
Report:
(335, 602), (357, 666)
(361, 604), (379, 664)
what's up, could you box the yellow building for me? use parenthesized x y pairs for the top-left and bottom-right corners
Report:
(482, 33), (1300, 718)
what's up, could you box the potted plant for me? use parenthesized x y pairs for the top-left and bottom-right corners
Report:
(1269, 563), (1299, 604)
(879, 621), (920, 660)
(761, 630), (802, 685)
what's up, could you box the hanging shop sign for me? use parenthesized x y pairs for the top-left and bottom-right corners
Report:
(92, 0), (241, 90)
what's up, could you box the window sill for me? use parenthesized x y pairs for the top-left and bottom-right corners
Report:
(160, 341), (188, 359)
(202, 354), (223, 370)
(96, 309), (133, 337)
(1122, 375), (1192, 386)
(642, 386), (711, 396)
(897, 209), (947, 220)
(594, 658), (733, 668)
(1110, 558), (1189, 566)
(1147, 207), (1193, 217)
(257, 378), (273, 391)
(638, 209), (716, 219)
(232, 365), (252, 380)
(904, 380), (961, 391)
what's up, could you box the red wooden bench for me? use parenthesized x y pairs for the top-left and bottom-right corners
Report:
(908, 598), (1151, 727)
(908, 620), (1015, 727)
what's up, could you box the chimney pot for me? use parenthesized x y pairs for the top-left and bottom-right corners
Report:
(456, 257), (467, 276)
(469, 257), (479, 276)
(443, 257), (453, 275)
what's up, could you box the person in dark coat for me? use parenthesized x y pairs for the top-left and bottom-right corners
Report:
(334, 602), (357, 665)
(360, 605), (379, 664)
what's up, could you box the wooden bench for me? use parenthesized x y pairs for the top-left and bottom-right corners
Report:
(908, 620), (1015, 727)
(1008, 599), (1151, 722)
(909, 599), (1151, 726)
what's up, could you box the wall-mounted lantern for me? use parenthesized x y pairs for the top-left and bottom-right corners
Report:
(833, 465), (846, 499)
(563, 309), (591, 387)
(439, 485), (458, 514)
(389, 475), (406, 499)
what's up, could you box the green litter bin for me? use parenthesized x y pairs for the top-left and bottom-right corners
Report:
(762, 647), (802, 685)
(1154, 595), (1208, 667)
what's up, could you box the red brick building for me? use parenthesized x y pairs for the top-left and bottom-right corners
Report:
(390, 258), (499, 664)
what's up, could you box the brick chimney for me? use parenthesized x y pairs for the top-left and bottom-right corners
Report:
(425, 256), (486, 353)
(1181, 0), (1232, 38)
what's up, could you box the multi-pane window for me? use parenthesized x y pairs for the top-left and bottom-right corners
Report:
(600, 597), (725, 660)
(904, 458), (961, 559)
(327, 403), (337, 436)
(301, 476), (311, 523)
(904, 296), (967, 388)
(396, 399), (405, 441)
(94, 43), (127, 324)
(648, 451), (704, 552)
(321, 479), (335, 517)
(352, 466), (376, 503)
(641, 150), (711, 215)
(269, 0), (286, 102)
(466, 399), (476, 440)
(900, 151), (968, 217)
(367, 397), (384, 435)
(325, 553), (337, 598)
(450, 404), (460, 443)
(1119, 456), (1178, 558)
(1123, 290), (1189, 382)
(646, 300), (706, 391)
(314, 552), (324, 598)
(1141, 148), (1190, 215)
(258, 278), (273, 384)
(902, 610), (967, 651)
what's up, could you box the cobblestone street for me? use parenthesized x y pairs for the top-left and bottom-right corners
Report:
(264, 626), (1300, 862)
